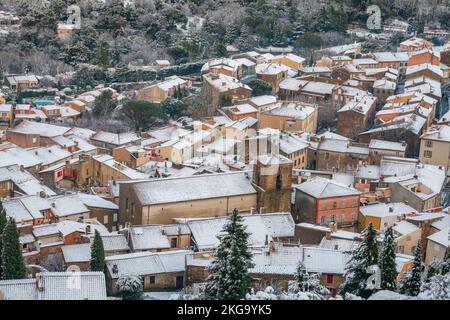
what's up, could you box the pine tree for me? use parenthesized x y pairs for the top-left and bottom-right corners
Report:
(379, 227), (398, 291)
(203, 209), (254, 300)
(400, 242), (424, 296)
(1, 219), (26, 280)
(0, 201), (7, 278)
(90, 230), (105, 272)
(340, 222), (379, 298)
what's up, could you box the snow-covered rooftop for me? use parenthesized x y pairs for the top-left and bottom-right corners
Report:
(105, 250), (192, 279)
(360, 202), (418, 218)
(295, 176), (360, 199)
(130, 171), (256, 206)
(369, 139), (407, 152)
(187, 213), (295, 250)
(91, 131), (140, 146)
(8, 121), (70, 138)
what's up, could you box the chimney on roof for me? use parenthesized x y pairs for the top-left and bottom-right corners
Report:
(112, 264), (118, 274)
(389, 206), (394, 213)
(51, 202), (56, 208)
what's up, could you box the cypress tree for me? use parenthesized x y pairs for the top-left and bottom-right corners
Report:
(203, 209), (254, 300)
(379, 227), (398, 290)
(90, 230), (105, 272)
(340, 222), (379, 298)
(400, 242), (424, 296)
(0, 201), (7, 277)
(1, 218), (26, 280)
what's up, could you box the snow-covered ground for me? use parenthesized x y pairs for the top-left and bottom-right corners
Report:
(142, 291), (184, 300)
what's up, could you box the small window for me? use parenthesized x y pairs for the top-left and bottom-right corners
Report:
(149, 276), (155, 284)
(170, 238), (177, 248)
(103, 215), (108, 224)
(424, 150), (432, 158)
(425, 140), (433, 148)
(326, 274), (334, 284)
(341, 200), (347, 208)
(320, 216), (325, 225)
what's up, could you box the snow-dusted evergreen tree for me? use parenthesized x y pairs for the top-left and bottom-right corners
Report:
(236, 25), (254, 51)
(203, 209), (254, 300)
(1, 219), (26, 280)
(441, 246), (450, 275)
(289, 262), (328, 298)
(425, 260), (441, 283)
(340, 222), (379, 299)
(400, 242), (424, 296)
(418, 273), (450, 300)
(245, 286), (322, 300)
(0, 202), (7, 278)
(379, 227), (398, 291)
(117, 274), (143, 300)
(90, 230), (105, 272)
(225, 21), (240, 44)
(289, 19), (307, 43)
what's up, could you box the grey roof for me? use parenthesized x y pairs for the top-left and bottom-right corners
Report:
(130, 172), (256, 205)
(0, 279), (38, 300)
(62, 235), (129, 263)
(0, 272), (107, 300)
(78, 193), (118, 210)
(100, 234), (130, 252)
(360, 202), (418, 218)
(37, 272), (107, 300)
(8, 121), (70, 138)
(48, 195), (90, 217)
(105, 250), (192, 279)
(130, 225), (172, 250)
(61, 243), (91, 263)
(251, 245), (349, 275)
(187, 213), (295, 250)
(295, 176), (360, 199)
